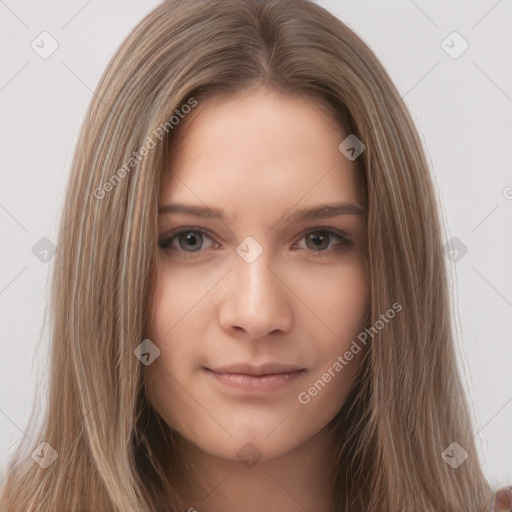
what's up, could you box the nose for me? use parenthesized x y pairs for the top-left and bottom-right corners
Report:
(218, 248), (294, 340)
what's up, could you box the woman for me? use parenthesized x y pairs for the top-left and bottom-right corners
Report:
(0, 0), (502, 510)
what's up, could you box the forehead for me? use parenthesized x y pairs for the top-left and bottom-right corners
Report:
(160, 89), (364, 218)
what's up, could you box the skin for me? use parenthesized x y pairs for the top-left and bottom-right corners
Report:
(146, 87), (370, 512)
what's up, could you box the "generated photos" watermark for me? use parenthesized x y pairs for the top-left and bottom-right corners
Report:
(298, 302), (402, 405)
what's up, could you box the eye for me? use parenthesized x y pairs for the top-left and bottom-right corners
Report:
(158, 227), (352, 260)
(293, 228), (352, 257)
(158, 228), (216, 258)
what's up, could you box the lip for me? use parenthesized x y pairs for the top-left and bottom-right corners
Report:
(203, 364), (306, 392)
(207, 363), (306, 376)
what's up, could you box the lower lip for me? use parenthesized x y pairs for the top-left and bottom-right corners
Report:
(204, 368), (305, 392)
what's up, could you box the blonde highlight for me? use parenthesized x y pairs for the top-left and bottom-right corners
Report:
(1, 1), (492, 510)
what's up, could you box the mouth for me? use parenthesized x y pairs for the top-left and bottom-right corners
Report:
(206, 363), (306, 376)
(203, 363), (306, 393)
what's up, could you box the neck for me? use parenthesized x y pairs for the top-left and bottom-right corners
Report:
(167, 427), (338, 512)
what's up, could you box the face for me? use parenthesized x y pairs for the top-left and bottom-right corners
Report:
(146, 87), (370, 464)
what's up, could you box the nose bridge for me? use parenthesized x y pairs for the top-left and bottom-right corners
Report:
(220, 237), (293, 337)
(234, 239), (277, 309)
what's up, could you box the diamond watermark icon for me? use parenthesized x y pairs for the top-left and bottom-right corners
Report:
(443, 237), (468, 263)
(31, 442), (58, 469)
(236, 236), (263, 264)
(134, 339), (161, 366)
(441, 442), (468, 469)
(338, 134), (365, 161)
(236, 442), (262, 468)
(441, 31), (469, 59)
(31, 31), (59, 59)
(32, 237), (57, 263)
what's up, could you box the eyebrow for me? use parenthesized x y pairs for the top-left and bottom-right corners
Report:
(158, 202), (366, 222)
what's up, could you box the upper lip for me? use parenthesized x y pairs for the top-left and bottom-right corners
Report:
(205, 363), (306, 376)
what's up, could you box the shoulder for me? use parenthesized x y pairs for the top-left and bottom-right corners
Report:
(490, 486), (512, 512)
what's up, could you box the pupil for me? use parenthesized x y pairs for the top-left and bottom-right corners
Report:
(182, 232), (201, 251)
(309, 233), (328, 249)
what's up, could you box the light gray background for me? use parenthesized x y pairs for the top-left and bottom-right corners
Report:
(1, 0), (511, 488)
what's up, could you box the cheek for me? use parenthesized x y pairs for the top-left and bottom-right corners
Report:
(148, 261), (222, 342)
(295, 257), (370, 345)
(145, 265), (219, 424)
(329, 269), (370, 343)
(293, 270), (368, 421)
(147, 276), (201, 382)
(293, 260), (370, 400)
(144, 271), (188, 416)
(150, 264), (197, 334)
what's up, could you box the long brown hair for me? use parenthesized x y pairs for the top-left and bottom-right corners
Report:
(0, 1), (492, 510)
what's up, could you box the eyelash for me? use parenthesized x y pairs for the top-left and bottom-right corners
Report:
(157, 226), (353, 260)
